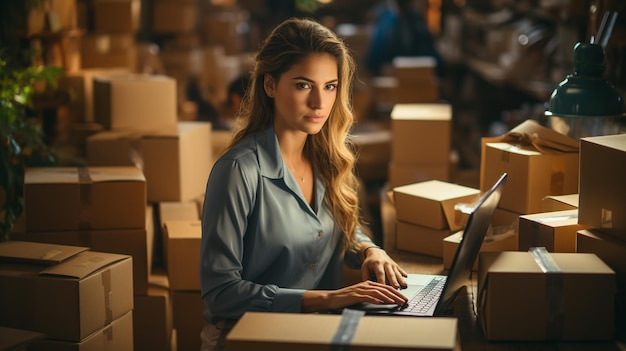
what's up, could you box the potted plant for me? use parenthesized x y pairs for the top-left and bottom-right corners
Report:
(0, 0), (69, 241)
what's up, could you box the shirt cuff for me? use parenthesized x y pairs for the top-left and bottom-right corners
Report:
(272, 288), (306, 313)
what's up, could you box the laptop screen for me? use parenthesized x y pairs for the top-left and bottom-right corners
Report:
(434, 172), (507, 315)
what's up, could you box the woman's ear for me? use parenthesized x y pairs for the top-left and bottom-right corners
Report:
(263, 74), (275, 98)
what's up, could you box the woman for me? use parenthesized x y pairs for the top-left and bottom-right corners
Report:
(200, 17), (408, 350)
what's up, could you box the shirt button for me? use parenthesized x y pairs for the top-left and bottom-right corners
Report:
(309, 263), (315, 269)
(318, 231), (323, 238)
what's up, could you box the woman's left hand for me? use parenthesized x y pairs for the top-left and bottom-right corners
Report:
(360, 247), (408, 289)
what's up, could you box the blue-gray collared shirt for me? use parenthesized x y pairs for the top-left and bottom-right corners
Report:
(200, 126), (373, 323)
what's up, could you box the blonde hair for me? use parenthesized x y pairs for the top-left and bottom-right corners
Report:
(230, 18), (361, 253)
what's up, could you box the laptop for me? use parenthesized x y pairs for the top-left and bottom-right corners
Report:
(351, 172), (508, 317)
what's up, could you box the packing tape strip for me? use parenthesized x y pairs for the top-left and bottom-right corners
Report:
(330, 309), (365, 351)
(529, 247), (564, 339)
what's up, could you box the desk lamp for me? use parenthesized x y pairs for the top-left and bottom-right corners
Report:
(545, 12), (625, 140)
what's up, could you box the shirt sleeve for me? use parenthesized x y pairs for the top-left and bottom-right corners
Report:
(343, 225), (376, 269)
(200, 158), (305, 322)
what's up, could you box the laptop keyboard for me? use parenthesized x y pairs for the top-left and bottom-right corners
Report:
(403, 276), (446, 314)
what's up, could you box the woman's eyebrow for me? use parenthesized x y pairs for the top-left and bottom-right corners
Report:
(291, 76), (339, 84)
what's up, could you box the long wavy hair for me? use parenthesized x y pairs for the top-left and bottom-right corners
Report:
(230, 17), (361, 253)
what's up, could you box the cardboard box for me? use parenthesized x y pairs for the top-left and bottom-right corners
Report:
(393, 180), (480, 231)
(478, 251), (616, 341)
(0, 327), (45, 351)
(541, 194), (579, 212)
(388, 161), (450, 188)
(28, 311), (134, 351)
(93, 0), (140, 33)
(576, 229), (626, 341)
(134, 286), (173, 351)
(392, 56), (437, 83)
(579, 134), (626, 241)
(152, 1), (198, 34)
(226, 312), (459, 351)
(480, 120), (579, 215)
(24, 166), (146, 232)
(518, 210), (586, 253)
(0, 241), (134, 341)
(395, 220), (450, 258)
(158, 201), (200, 229)
(172, 290), (204, 351)
(443, 230), (518, 270)
(390, 103), (451, 165)
(11, 224), (151, 295)
(80, 34), (137, 70)
(93, 73), (177, 131)
(163, 220), (201, 290)
(87, 121), (212, 202)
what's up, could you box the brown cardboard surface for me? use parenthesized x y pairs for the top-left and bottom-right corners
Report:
(134, 286), (173, 351)
(482, 142), (579, 214)
(11, 226), (150, 295)
(388, 161), (450, 188)
(0, 247), (133, 341)
(395, 220), (451, 258)
(171, 291), (204, 351)
(80, 34), (137, 71)
(576, 229), (626, 341)
(390, 103), (451, 165)
(163, 220), (201, 290)
(0, 327), (45, 350)
(93, 0), (140, 33)
(478, 251), (616, 341)
(393, 180), (479, 230)
(24, 167), (146, 232)
(87, 121), (212, 202)
(518, 210), (586, 253)
(579, 134), (626, 241)
(158, 201), (200, 229)
(93, 73), (177, 131)
(541, 194), (579, 212)
(226, 312), (458, 350)
(28, 311), (134, 351)
(0, 241), (88, 265)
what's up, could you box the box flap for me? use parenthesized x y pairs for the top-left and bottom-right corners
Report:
(0, 241), (88, 265)
(39, 251), (130, 279)
(390, 103), (452, 121)
(25, 167), (78, 184)
(503, 119), (579, 153)
(164, 220), (202, 239)
(87, 166), (146, 182)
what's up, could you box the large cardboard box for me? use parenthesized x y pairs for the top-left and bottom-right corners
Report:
(11, 208), (152, 295)
(152, 1), (198, 34)
(163, 220), (201, 290)
(518, 210), (586, 253)
(579, 134), (626, 241)
(134, 286), (173, 351)
(93, 73), (177, 131)
(393, 180), (480, 231)
(158, 201), (200, 228)
(93, 0), (141, 33)
(576, 229), (626, 341)
(480, 120), (579, 214)
(28, 311), (134, 351)
(23, 167), (146, 232)
(478, 251), (616, 341)
(87, 121), (212, 202)
(226, 312), (459, 350)
(390, 103), (451, 165)
(0, 241), (134, 342)
(395, 220), (450, 258)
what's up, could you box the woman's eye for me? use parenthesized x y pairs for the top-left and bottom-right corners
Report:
(325, 84), (337, 91)
(296, 82), (311, 89)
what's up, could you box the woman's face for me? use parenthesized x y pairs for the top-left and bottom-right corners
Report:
(265, 53), (338, 136)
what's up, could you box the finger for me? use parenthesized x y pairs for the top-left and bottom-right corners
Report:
(385, 263), (401, 289)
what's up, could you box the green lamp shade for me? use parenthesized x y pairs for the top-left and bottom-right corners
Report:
(545, 75), (625, 118)
(545, 42), (625, 139)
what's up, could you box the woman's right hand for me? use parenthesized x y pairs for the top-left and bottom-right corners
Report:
(301, 281), (408, 313)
